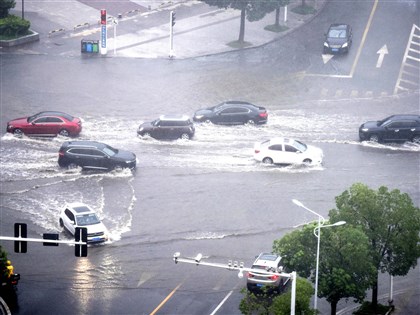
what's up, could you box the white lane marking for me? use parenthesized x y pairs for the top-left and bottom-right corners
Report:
(376, 45), (388, 68)
(209, 290), (234, 315)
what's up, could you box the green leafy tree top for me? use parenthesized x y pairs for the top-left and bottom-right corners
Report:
(328, 183), (420, 308)
(0, 0), (16, 18)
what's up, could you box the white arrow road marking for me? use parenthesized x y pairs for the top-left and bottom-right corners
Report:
(137, 272), (155, 287)
(376, 44), (388, 68)
(322, 54), (334, 64)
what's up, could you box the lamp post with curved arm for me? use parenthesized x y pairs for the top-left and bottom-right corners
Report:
(292, 199), (346, 311)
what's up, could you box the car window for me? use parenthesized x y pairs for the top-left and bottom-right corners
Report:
(46, 117), (64, 123)
(328, 29), (347, 38)
(268, 144), (283, 151)
(33, 117), (49, 123)
(65, 209), (75, 221)
(102, 146), (117, 156)
(292, 140), (307, 152)
(89, 149), (106, 157)
(387, 121), (404, 128)
(76, 213), (100, 226)
(68, 148), (89, 155)
(159, 120), (173, 127)
(285, 145), (298, 152)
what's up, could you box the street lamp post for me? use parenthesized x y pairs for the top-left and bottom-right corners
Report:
(292, 199), (346, 311)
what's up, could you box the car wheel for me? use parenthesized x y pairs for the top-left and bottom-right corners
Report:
(369, 134), (379, 142)
(262, 157), (273, 164)
(412, 135), (420, 144)
(246, 119), (255, 125)
(142, 132), (151, 138)
(204, 119), (212, 124)
(59, 218), (64, 228)
(303, 159), (312, 165)
(114, 165), (123, 172)
(13, 129), (23, 137)
(180, 133), (190, 140)
(59, 129), (70, 137)
(68, 163), (78, 170)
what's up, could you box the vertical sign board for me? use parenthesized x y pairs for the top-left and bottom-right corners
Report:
(100, 9), (107, 55)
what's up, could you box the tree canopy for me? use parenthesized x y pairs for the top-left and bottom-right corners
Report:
(329, 183), (420, 309)
(0, 0), (16, 18)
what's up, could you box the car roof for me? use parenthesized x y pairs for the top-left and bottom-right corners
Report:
(65, 202), (94, 214)
(263, 137), (293, 145)
(383, 114), (420, 121)
(253, 253), (282, 268)
(159, 114), (191, 121)
(62, 140), (107, 149)
(329, 23), (349, 30)
(33, 111), (75, 120)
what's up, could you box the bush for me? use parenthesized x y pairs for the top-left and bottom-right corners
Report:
(0, 0), (16, 19)
(0, 14), (30, 38)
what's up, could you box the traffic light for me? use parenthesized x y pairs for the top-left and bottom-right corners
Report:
(75, 227), (88, 257)
(14, 223), (27, 253)
(101, 9), (107, 25)
(170, 11), (176, 27)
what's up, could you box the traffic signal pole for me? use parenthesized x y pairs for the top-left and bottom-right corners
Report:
(169, 11), (176, 58)
(173, 252), (296, 315)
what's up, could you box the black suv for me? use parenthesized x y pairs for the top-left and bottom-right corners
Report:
(323, 24), (352, 54)
(359, 115), (420, 143)
(58, 141), (137, 171)
(137, 115), (195, 140)
(193, 101), (268, 125)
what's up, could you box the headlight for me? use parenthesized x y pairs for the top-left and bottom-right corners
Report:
(138, 127), (143, 132)
(195, 115), (204, 120)
(342, 42), (348, 48)
(361, 128), (369, 132)
(323, 42), (329, 47)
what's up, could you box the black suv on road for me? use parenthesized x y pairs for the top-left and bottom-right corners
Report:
(323, 23), (352, 54)
(58, 141), (137, 171)
(137, 115), (195, 140)
(359, 115), (420, 143)
(193, 101), (268, 125)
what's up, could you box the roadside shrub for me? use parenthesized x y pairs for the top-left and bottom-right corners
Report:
(0, 14), (30, 38)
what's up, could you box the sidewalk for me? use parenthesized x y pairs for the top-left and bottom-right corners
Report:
(9, 0), (326, 59)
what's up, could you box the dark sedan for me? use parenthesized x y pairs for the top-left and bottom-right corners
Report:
(359, 115), (420, 143)
(193, 101), (268, 125)
(323, 24), (352, 54)
(6, 111), (82, 137)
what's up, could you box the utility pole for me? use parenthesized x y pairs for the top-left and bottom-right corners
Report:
(169, 11), (176, 58)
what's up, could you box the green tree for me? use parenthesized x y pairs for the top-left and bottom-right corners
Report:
(0, 0), (16, 18)
(265, 0), (290, 28)
(0, 245), (9, 281)
(273, 223), (376, 315)
(329, 183), (420, 310)
(200, 0), (276, 43)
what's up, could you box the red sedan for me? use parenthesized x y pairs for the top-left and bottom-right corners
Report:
(7, 111), (82, 137)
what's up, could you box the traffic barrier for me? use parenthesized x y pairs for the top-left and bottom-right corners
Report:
(73, 22), (90, 31)
(48, 28), (65, 37)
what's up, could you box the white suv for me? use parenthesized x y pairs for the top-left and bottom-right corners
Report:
(246, 253), (285, 292)
(59, 203), (108, 243)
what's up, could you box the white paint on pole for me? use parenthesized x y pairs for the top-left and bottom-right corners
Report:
(376, 44), (388, 68)
(284, 5), (288, 23)
(113, 18), (118, 55)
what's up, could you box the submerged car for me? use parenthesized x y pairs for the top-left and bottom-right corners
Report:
(59, 202), (108, 243)
(323, 23), (352, 54)
(359, 114), (420, 143)
(254, 137), (323, 165)
(193, 101), (268, 125)
(247, 253), (286, 293)
(6, 111), (82, 137)
(137, 115), (195, 140)
(58, 140), (137, 171)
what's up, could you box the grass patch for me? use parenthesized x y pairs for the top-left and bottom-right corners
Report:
(353, 302), (391, 315)
(264, 24), (289, 33)
(226, 40), (253, 49)
(291, 4), (317, 15)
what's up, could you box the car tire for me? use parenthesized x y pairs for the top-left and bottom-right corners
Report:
(303, 159), (312, 165)
(59, 218), (64, 227)
(180, 133), (190, 140)
(13, 129), (23, 137)
(246, 119), (255, 125)
(204, 119), (212, 124)
(262, 157), (273, 164)
(114, 165), (123, 172)
(59, 129), (70, 137)
(142, 132), (151, 138)
(67, 163), (78, 170)
(412, 135), (420, 144)
(369, 134), (379, 142)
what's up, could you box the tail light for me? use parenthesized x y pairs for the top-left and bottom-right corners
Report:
(254, 149), (260, 154)
(270, 275), (279, 280)
(247, 273), (254, 279)
(259, 112), (268, 118)
(59, 151), (64, 157)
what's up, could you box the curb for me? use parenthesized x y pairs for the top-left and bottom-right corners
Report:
(0, 30), (39, 47)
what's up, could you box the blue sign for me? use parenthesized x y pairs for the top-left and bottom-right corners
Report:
(101, 25), (107, 48)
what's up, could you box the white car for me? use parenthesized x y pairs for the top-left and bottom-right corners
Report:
(59, 203), (108, 243)
(254, 137), (323, 165)
(247, 253), (286, 292)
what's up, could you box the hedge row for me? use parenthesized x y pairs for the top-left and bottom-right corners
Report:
(0, 14), (30, 37)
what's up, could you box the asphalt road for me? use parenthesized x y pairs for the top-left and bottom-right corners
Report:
(1, 0), (419, 314)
